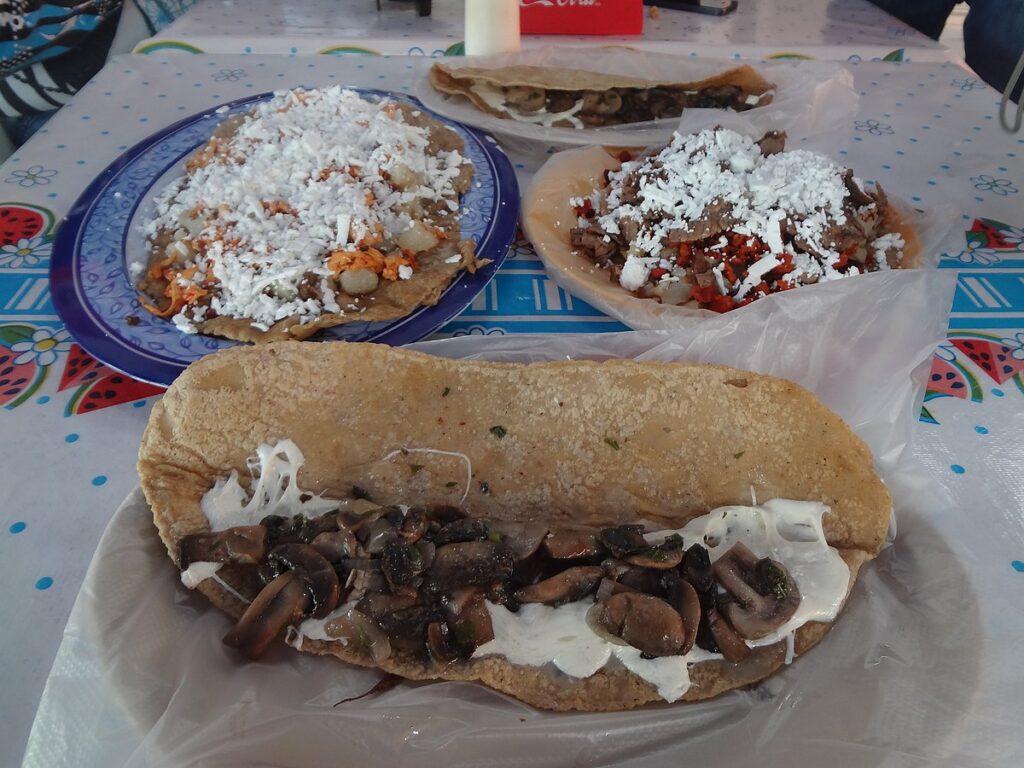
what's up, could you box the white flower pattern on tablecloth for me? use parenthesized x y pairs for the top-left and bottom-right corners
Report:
(4, 165), (57, 187)
(971, 175), (1019, 196)
(951, 77), (981, 90)
(0, 236), (51, 268)
(10, 328), (71, 366)
(997, 225), (1024, 248)
(999, 333), (1024, 361)
(952, 243), (1002, 266)
(854, 119), (894, 135)
(212, 68), (247, 82)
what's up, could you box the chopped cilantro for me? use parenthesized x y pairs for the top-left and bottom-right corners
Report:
(410, 464), (424, 475)
(445, 481), (458, 488)
(489, 425), (507, 439)
(442, 386), (450, 398)
(733, 450), (745, 459)
(604, 437), (621, 450)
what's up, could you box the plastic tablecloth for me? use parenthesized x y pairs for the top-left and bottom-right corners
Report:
(1, 53), (1022, 766)
(133, 0), (948, 63)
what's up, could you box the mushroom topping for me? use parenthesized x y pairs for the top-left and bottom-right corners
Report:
(376, 604), (442, 643)
(400, 507), (428, 544)
(504, 86), (546, 113)
(705, 606), (751, 663)
(356, 509), (402, 555)
(381, 539), (428, 592)
(595, 576), (638, 602)
(269, 543), (341, 618)
(667, 578), (701, 655)
(261, 513), (338, 546)
(515, 566), (604, 606)
(599, 525), (648, 558)
(624, 534), (684, 570)
(433, 518), (489, 546)
(427, 621), (458, 664)
(310, 528), (361, 562)
(356, 591), (419, 620)
(426, 541), (514, 592)
(487, 521), (548, 560)
(179, 525), (267, 568)
(426, 505), (466, 524)
(590, 592), (686, 657)
(712, 542), (801, 640)
(682, 543), (715, 594)
(582, 90), (623, 116)
(324, 608), (392, 663)
(543, 529), (601, 559)
(223, 571), (310, 660)
(442, 586), (495, 650)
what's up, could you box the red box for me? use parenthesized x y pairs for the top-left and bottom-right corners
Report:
(519, 0), (644, 36)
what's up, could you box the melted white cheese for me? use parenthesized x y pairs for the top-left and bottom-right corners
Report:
(472, 83), (585, 129)
(180, 561), (222, 589)
(472, 499), (849, 703)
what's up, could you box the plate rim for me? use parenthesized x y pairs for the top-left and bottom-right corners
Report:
(50, 88), (519, 385)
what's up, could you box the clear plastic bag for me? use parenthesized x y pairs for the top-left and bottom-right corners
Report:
(413, 47), (859, 152)
(27, 270), (1020, 768)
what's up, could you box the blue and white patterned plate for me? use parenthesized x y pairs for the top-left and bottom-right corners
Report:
(50, 89), (519, 385)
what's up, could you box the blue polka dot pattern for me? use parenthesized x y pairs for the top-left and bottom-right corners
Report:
(950, 464), (966, 475)
(1012, 561), (1024, 573)
(65, 433), (79, 443)
(974, 426), (988, 435)
(36, 395), (49, 404)
(9, 522), (26, 534)
(35, 577), (53, 590)
(92, 475), (108, 487)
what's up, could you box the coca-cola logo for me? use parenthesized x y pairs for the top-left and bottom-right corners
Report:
(521, 0), (603, 8)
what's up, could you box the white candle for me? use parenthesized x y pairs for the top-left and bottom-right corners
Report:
(464, 0), (521, 56)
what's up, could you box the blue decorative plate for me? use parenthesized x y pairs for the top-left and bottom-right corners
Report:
(50, 89), (520, 386)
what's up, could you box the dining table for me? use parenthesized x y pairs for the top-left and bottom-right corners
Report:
(2, 49), (1022, 767)
(134, 0), (949, 63)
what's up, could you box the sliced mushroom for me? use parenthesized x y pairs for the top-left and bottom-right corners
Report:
(381, 539), (427, 591)
(433, 518), (489, 545)
(345, 566), (386, 602)
(682, 543), (715, 594)
(591, 592), (685, 657)
(377, 605), (442, 643)
(223, 571), (310, 660)
(356, 591), (419, 620)
(269, 543), (341, 618)
(504, 86), (546, 113)
(400, 507), (428, 543)
(515, 566), (604, 606)
(706, 606), (750, 663)
(582, 90), (623, 116)
(358, 514), (400, 555)
(427, 541), (514, 592)
(310, 528), (360, 562)
(624, 535), (684, 570)
(178, 525), (267, 568)
(261, 513), (338, 546)
(595, 576), (639, 602)
(427, 621), (458, 664)
(543, 529), (601, 559)
(713, 542), (801, 640)
(324, 608), (392, 663)
(668, 578), (701, 655)
(443, 588), (495, 652)
(599, 525), (648, 558)
(487, 521), (549, 560)
(617, 566), (665, 595)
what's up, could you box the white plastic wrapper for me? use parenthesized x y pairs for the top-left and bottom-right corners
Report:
(25, 270), (1020, 768)
(413, 47), (858, 152)
(522, 137), (958, 331)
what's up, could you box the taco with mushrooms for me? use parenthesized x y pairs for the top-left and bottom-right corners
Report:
(429, 62), (775, 129)
(139, 342), (891, 712)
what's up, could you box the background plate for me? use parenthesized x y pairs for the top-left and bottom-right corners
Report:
(50, 89), (519, 385)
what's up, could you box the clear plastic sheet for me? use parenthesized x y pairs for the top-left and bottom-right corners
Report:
(413, 47), (859, 152)
(27, 270), (1021, 768)
(522, 140), (959, 331)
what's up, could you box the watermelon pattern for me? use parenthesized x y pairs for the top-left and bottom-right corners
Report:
(0, 325), (49, 409)
(64, 371), (164, 416)
(925, 355), (982, 403)
(0, 202), (55, 244)
(950, 338), (1024, 385)
(58, 344), (110, 392)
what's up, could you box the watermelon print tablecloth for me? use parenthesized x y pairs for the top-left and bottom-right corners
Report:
(1, 53), (1022, 765)
(132, 0), (946, 63)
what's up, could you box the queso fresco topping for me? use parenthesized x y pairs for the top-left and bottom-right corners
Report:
(180, 441), (850, 703)
(570, 127), (906, 312)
